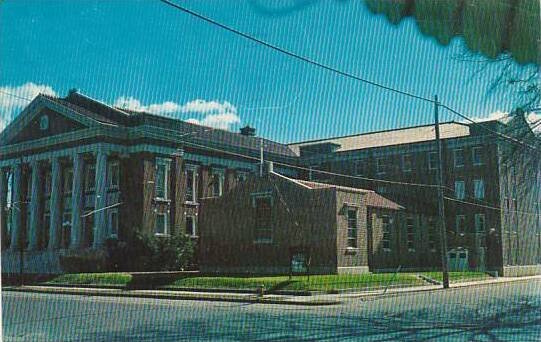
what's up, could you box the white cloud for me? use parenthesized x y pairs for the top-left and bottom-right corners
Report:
(526, 112), (541, 133)
(0, 83), (57, 129)
(113, 96), (241, 130)
(470, 110), (541, 133)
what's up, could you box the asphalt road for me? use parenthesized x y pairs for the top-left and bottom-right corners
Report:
(2, 279), (540, 341)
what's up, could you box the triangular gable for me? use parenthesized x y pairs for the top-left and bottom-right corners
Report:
(0, 95), (103, 145)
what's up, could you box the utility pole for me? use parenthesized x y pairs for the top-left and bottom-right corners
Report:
(434, 95), (450, 289)
(259, 137), (264, 177)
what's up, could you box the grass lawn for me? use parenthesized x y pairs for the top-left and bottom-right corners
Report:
(45, 272), (132, 286)
(42, 272), (426, 292)
(420, 271), (492, 283)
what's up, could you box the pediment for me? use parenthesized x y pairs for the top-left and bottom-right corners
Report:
(0, 95), (101, 146)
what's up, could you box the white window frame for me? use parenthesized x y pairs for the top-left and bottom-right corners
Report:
(108, 160), (120, 190)
(428, 152), (438, 171)
(185, 165), (198, 204)
(186, 215), (197, 237)
(473, 179), (485, 199)
(376, 158), (386, 175)
(44, 171), (52, 197)
(454, 149), (465, 168)
(456, 215), (466, 235)
(472, 146), (484, 166)
(210, 169), (224, 197)
(474, 213), (485, 233)
(454, 180), (465, 200)
(402, 154), (413, 172)
(354, 159), (367, 176)
(63, 168), (74, 195)
(406, 216), (415, 252)
(155, 212), (169, 236)
(155, 158), (171, 201)
(382, 215), (392, 252)
(346, 208), (358, 249)
(108, 208), (119, 239)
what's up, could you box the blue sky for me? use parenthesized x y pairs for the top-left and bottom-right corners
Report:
(0, 0), (536, 142)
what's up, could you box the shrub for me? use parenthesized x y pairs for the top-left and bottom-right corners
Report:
(59, 249), (108, 273)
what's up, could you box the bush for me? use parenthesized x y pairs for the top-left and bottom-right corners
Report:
(105, 232), (194, 272)
(59, 250), (108, 273)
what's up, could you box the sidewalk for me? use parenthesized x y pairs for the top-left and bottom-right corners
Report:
(3, 275), (539, 306)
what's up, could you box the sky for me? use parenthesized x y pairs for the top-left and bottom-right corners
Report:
(0, 0), (538, 143)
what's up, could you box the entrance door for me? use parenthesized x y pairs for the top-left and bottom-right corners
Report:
(448, 249), (469, 271)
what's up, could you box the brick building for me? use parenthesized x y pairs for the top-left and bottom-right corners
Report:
(1, 90), (539, 276)
(199, 163), (402, 274)
(289, 116), (541, 276)
(0, 91), (298, 274)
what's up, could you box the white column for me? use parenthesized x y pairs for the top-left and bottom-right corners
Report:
(70, 154), (84, 249)
(48, 158), (62, 250)
(93, 151), (107, 248)
(10, 162), (22, 250)
(28, 161), (42, 250)
(0, 168), (7, 249)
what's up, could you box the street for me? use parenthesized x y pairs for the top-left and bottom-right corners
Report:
(2, 279), (540, 341)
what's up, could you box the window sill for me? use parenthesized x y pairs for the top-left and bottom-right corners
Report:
(185, 201), (199, 206)
(154, 233), (170, 238)
(383, 248), (392, 253)
(345, 247), (358, 254)
(154, 198), (171, 204)
(408, 249), (416, 253)
(254, 239), (273, 245)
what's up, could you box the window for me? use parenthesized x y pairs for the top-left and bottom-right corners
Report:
(377, 185), (387, 194)
(108, 161), (120, 189)
(456, 215), (466, 235)
(61, 212), (72, 248)
(39, 115), (49, 130)
(155, 158), (171, 200)
(473, 179), (485, 199)
(186, 215), (196, 237)
(44, 171), (52, 196)
(253, 195), (272, 243)
(472, 147), (484, 166)
(155, 212), (169, 235)
(85, 164), (95, 192)
(382, 215), (392, 251)
(354, 159), (368, 176)
(236, 171), (248, 183)
(42, 212), (50, 249)
(210, 170), (224, 197)
(63, 168), (73, 194)
(108, 209), (119, 238)
(402, 154), (413, 172)
(454, 181), (465, 200)
(347, 209), (358, 248)
(428, 152), (438, 170)
(454, 149), (465, 168)
(406, 216), (415, 251)
(185, 167), (197, 203)
(427, 218), (437, 252)
(474, 213), (485, 233)
(376, 158), (386, 175)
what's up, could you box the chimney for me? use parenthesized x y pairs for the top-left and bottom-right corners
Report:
(240, 125), (256, 136)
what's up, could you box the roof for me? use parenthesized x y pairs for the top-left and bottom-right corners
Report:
(288, 122), (471, 153)
(272, 172), (403, 210)
(41, 92), (298, 158)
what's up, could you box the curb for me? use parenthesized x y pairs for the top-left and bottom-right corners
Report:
(3, 286), (339, 306)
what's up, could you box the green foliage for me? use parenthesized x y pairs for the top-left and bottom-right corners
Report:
(59, 250), (108, 273)
(105, 231), (194, 272)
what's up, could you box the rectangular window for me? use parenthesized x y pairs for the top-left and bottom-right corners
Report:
(472, 147), (484, 166)
(456, 215), (466, 235)
(155, 212), (168, 235)
(377, 185), (387, 194)
(354, 159), (367, 176)
(42, 212), (50, 249)
(474, 213), (485, 233)
(63, 168), (73, 194)
(85, 164), (96, 192)
(428, 152), (438, 170)
(473, 179), (485, 199)
(406, 216), (415, 251)
(108, 209), (119, 238)
(236, 171), (248, 183)
(454, 149), (465, 168)
(455, 181), (465, 200)
(44, 171), (52, 196)
(211, 170), (224, 197)
(186, 215), (197, 237)
(376, 158), (386, 175)
(347, 209), (358, 248)
(254, 195), (272, 243)
(185, 167), (197, 203)
(108, 161), (120, 189)
(62, 212), (72, 248)
(402, 154), (413, 172)
(427, 218), (437, 252)
(155, 158), (171, 200)
(382, 215), (392, 251)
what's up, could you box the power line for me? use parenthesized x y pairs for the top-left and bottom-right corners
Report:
(0, 90), (34, 102)
(444, 196), (540, 217)
(158, 0), (435, 104)
(440, 104), (541, 153)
